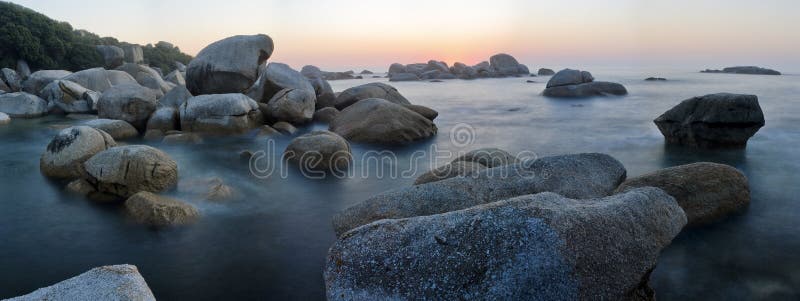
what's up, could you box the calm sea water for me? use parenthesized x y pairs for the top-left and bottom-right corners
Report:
(1, 69), (799, 300)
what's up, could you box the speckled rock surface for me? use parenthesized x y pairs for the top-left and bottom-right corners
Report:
(333, 153), (627, 236)
(0, 92), (48, 118)
(40, 126), (117, 179)
(125, 191), (199, 226)
(82, 145), (178, 200)
(84, 119), (139, 140)
(97, 84), (158, 130)
(6, 264), (155, 301)
(616, 162), (750, 226)
(325, 187), (686, 300)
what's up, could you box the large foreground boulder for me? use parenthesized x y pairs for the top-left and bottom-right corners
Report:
(40, 126), (117, 179)
(6, 265), (155, 301)
(333, 153), (627, 236)
(96, 45), (125, 69)
(246, 62), (316, 103)
(654, 93), (765, 148)
(0, 92), (48, 118)
(186, 34), (274, 95)
(40, 80), (100, 113)
(616, 162), (750, 226)
(325, 187), (686, 300)
(333, 82), (410, 110)
(543, 69), (627, 97)
(263, 88), (315, 124)
(329, 98), (436, 145)
(97, 84), (158, 130)
(125, 191), (199, 226)
(180, 93), (262, 134)
(62, 68), (138, 93)
(22, 70), (72, 95)
(83, 145), (178, 200)
(284, 131), (351, 172)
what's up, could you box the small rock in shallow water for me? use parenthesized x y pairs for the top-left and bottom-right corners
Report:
(645, 77), (667, 81)
(65, 179), (97, 196)
(125, 191), (199, 226)
(284, 131), (352, 172)
(178, 177), (236, 201)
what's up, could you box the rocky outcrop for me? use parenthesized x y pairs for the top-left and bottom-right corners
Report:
(186, 34), (274, 95)
(40, 80), (100, 113)
(95, 45), (125, 69)
(40, 126), (116, 179)
(333, 82), (410, 110)
(654, 93), (765, 148)
(97, 84), (158, 130)
(22, 70), (72, 95)
(306, 76), (335, 109)
(62, 68), (138, 93)
(616, 162), (750, 226)
(1, 68), (23, 92)
(388, 73), (419, 82)
(329, 98), (436, 145)
(246, 62), (316, 103)
(125, 191), (199, 226)
(325, 187), (685, 300)
(701, 66), (781, 75)
(123, 45), (144, 64)
(6, 265), (155, 301)
(543, 69), (627, 97)
(263, 88), (315, 124)
(84, 119), (139, 140)
(82, 145), (178, 200)
(538, 68), (555, 76)
(0, 92), (48, 118)
(116, 63), (172, 95)
(333, 153), (626, 236)
(284, 131), (352, 172)
(388, 53), (528, 81)
(179, 93), (262, 134)
(489, 53), (527, 76)
(450, 62), (477, 79)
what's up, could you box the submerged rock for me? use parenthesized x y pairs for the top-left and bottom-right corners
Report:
(0, 92), (48, 118)
(645, 77), (667, 81)
(329, 98), (436, 145)
(333, 83), (410, 110)
(40, 126), (117, 179)
(85, 119), (139, 140)
(325, 187), (685, 300)
(654, 93), (765, 148)
(178, 177), (236, 201)
(187, 34), (274, 95)
(333, 153), (627, 236)
(97, 84), (158, 130)
(83, 145), (178, 200)
(162, 133), (204, 145)
(272, 121), (297, 135)
(6, 265), (155, 301)
(180, 93), (262, 134)
(616, 162), (750, 226)
(284, 131), (352, 172)
(125, 191), (199, 226)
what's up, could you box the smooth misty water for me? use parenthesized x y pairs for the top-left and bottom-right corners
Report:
(1, 69), (799, 300)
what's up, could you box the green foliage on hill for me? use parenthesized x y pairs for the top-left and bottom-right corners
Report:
(0, 1), (191, 73)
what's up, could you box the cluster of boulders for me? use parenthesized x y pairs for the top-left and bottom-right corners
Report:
(301, 66), (364, 81)
(542, 68), (628, 97)
(701, 66), (781, 75)
(325, 149), (752, 299)
(654, 93), (765, 148)
(387, 53), (533, 81)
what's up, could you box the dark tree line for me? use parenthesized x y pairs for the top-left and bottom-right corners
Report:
(0, 1), (191, 73)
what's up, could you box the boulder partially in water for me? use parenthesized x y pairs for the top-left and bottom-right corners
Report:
(84, 119), (138, 140)
(284, 131), (352, 172)
(186, 34), (274, 95)
(325, 187), (685, 300)
(388, 73), (419, 82)
(616, 162), (750, 226)
(329, 98), (436, 145)
(489, 53), (527, 76)
(654, 93), (765, 148)
(83, 145), (178, 200)
(0, 112), (9, 125)
(538, 68), (556, 76)
(453, 147), (520, 168)
(40, 126), (117, 179)
(543, 69), (626, 97)
(180, 93), (263, 134)
(0, 92), (48, 118)
(6, 265), (155, 301)
(97, 84), (158, 130)
(332, 153), (627, 236)
(333, 82), (410, 110)
(125, 191), (199, 226)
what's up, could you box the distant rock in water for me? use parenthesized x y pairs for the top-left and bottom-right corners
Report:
(389, 73), (419, 82)
(359, 70), (373, 74)
(654, 93), (765, 148)
(701, 66), (781, 75)
(537, 68), (556, 76)
(6, 265), (155, 300)
(329, 98), (436, 145)
(186, 34), (274, 95)
(387, 53), (528, 81)
(325, 187), (685, 300)
(542, 69), (627, 97)
(645, 77), (667, 81)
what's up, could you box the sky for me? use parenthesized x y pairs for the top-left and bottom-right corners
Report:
(9, 0), (800, 72)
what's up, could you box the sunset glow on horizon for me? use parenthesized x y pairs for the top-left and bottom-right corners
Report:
(8, 0), (800, 72)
